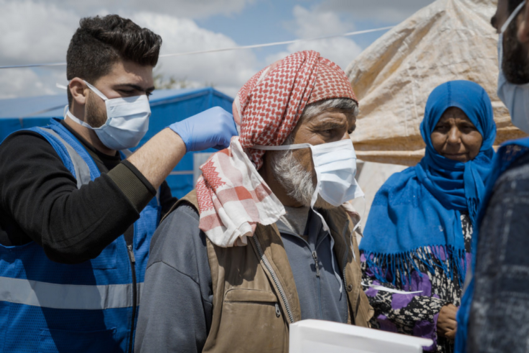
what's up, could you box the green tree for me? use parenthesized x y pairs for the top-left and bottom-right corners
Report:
(153, 73), (190, 89)
(153, 68), (215, 90)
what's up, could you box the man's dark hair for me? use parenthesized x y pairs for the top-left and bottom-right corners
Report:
(504, 0), (529, 84)
(66, 15), (162, 105)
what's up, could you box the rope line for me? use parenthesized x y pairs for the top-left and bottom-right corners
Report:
(0, 26), (393, 70)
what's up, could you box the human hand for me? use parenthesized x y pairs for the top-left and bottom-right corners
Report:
(169, 106), (238, 152)
(437, 304), (458, 342)
(445, 328), (456, 342)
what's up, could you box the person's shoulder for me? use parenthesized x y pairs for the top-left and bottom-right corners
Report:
(0, 129), (64, 172)
(1, 129), (51, 151)
(148, 201), (208, 276)
(379, 166), (416, 188)
(151, 202), (201, 250)
(164, 202), (200, 226)
(495, 152), (529, 192)
(506, 151), (529, 173)
(372, 166), (418, 203)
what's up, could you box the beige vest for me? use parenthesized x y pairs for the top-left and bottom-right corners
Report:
(169, 191), (374, 353)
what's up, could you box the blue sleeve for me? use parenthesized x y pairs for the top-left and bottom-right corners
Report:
(135, 204), (213, 353)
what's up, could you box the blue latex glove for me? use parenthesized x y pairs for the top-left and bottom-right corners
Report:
(169, 106), (238, 152)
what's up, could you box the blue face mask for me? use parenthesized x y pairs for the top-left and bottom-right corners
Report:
(66, 81), (151, 151)
(497, 0), (529, 133)
(254, 139), (364, 208)
(254, 138), (365, 237)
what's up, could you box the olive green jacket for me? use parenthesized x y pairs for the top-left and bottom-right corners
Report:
(170, 190), (373, 353)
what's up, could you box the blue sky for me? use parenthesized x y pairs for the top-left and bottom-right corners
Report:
(196, 0), (396, 53)
(0, 0), (434, 98)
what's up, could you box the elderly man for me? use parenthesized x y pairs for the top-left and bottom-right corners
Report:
(135, 51), (373, 353)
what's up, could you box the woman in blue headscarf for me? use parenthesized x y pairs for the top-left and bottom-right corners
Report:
(360, 80), (497, 353)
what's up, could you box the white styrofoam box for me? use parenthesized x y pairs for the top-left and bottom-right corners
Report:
(289, 320), (432, 353)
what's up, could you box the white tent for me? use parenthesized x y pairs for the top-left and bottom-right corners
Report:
(347, 0), (527, 232)
(348, 0), (526, 167)
(346, 0), (526, 229)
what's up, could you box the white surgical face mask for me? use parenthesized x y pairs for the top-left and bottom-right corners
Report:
(66, 80), (151, 150)
(497, 0), (529, 133)
(254, 139), (365, 230)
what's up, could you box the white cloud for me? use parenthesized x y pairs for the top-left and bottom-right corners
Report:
(267, 6), (362, 70)
(0, 1), (259, 99)
(131, 12), (257, 95)
(0, 0), (77, 64)
(318, 0), (436, 23)
(33, 0), (253, 19)
(0, 69), (62, 99)
(0, 0), (412, 100)
(266, 37), (362, 72)
(292, 5), (354, 38)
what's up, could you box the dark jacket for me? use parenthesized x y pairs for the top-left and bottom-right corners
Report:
(468, 152), (529, 353)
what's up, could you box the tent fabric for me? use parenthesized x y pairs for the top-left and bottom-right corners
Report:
(0, 88), (233, 199)
(346, 0), (527, 166)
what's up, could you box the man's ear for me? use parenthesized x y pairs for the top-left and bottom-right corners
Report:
(69, 78), (88, 106)
(518, 5), (529, 44)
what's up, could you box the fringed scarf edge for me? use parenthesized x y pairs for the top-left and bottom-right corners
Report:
(363, 245), (467, 287)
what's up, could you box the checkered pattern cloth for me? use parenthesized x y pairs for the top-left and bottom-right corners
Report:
(196, 50), (357, 247)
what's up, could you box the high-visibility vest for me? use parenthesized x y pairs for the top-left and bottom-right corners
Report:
(0, 119), (160, 353)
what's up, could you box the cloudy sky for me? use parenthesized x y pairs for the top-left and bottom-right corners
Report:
(0, 0), (435, 99)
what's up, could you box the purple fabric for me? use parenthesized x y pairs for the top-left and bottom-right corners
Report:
(404, 269), (433, 295)
(362, 213), (473, 353)
(361, 245), (470, 352)
(415, 305), (442, 352)
(378, 315), (398, 333)
(369, 265), (442, 351)
(391, 292), (416, 310)
(437, 246), (447, 261)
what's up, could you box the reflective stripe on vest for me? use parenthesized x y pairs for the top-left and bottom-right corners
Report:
(37, 127), (91, 188)
(0, 276), (143, 310)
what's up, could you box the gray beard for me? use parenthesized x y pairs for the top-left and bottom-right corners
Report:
(270, 149), (335, 209)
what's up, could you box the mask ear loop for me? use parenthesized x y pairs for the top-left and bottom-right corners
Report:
(84, 80), (109, 101)
(60, 82), (95, 129)
(501, 0), (526, 34)
(499, 1), (526, 66)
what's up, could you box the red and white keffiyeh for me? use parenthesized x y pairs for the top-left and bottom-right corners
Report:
(196, 50), (357, 247)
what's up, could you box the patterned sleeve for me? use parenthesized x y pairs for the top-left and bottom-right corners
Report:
(361, 254), (446, 352)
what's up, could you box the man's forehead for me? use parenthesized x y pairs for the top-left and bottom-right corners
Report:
(301, 108), (356, 128)
(99, 60), (153, 86)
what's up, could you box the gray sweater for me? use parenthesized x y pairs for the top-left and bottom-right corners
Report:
(468, 152), (529, 353)
(135, 204), (348, 353)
